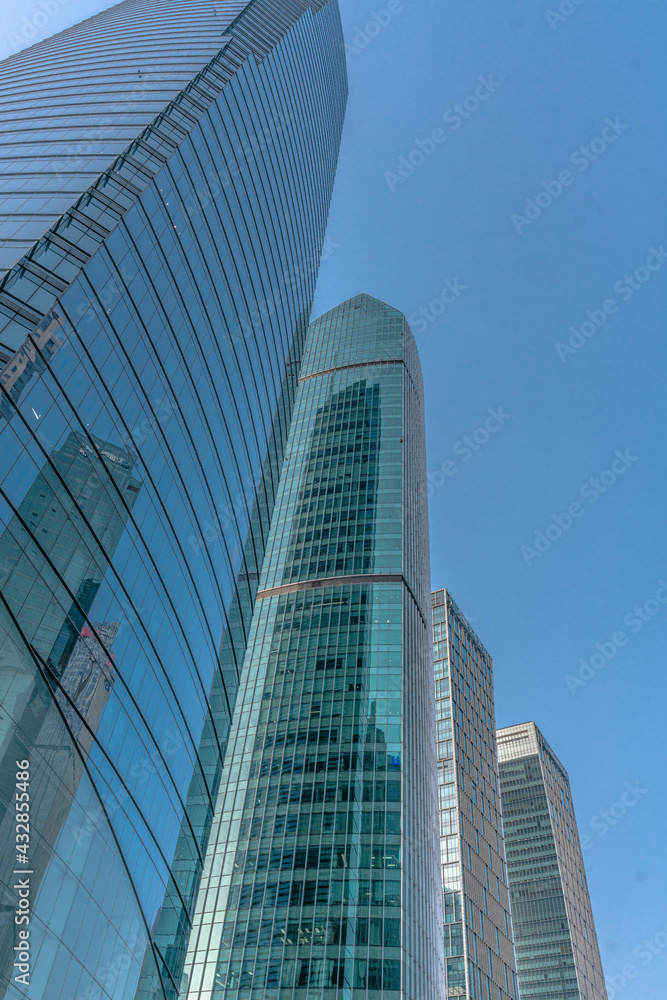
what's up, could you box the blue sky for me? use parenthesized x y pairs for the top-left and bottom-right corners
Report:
(4, 0), (666, 995)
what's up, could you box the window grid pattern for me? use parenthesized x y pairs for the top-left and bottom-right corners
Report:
(0, 0), (249, 278)
(431, 589), (518, 1000)
(0, 0), (348, 359)
(497, 723), (608, 1000)
(0, 3), (346, 999)
(183, 295), (445, 999)
(216, 583), (404, 999)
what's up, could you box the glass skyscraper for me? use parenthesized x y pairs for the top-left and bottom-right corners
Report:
(0, 2), (347, 999)
(497, 722), (607, 1000)
(0, 431), (141, 957)
(183, 294), (446, 999)
(431, 589), (518, 1000)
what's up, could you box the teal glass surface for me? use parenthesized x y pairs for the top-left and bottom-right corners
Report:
(184, 295), (445, 999)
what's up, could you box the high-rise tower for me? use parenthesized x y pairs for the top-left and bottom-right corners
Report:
(497, 722), (608, 1000)
(183, 294), (446, 999)
(431, 589), (519, 1000)
(0, 3), (347, 999)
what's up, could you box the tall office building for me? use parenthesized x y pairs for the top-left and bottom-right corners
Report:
(431, 589), (518, 1000)
(497, 723), (607, 1000)
(0, 2), (347, 998)
(0, 431), (140, 964)
(183, 294), (446, 999)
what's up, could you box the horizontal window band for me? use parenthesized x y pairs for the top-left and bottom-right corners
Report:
(256, 573), (427, 627)
(298, 358), (405, 382)
(256, 573), (403, 599)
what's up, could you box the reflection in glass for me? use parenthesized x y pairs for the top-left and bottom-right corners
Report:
(0, 431), (141, 987)
(182, 295), (445, 1000)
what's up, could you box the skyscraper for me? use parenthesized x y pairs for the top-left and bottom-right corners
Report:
(0, 2), (347, 998)
(0, 431), (141, 978)
(431, 588), (518, 1000)
(497, 722), (607, 1000)
(183, 294), (446, 999)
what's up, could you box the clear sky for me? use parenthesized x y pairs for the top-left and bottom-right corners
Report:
(3, 0), (666, 996)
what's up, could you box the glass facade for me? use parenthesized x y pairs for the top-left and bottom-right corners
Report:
(497, 723), (607, 1000)
(0, 0), (252, 280)
(431, 589), (518, 1000)
(0, 2), (347, 999)
(184, 294), (446, 999)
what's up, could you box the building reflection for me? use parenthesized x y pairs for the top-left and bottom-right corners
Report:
(0, 430), (141, 983)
